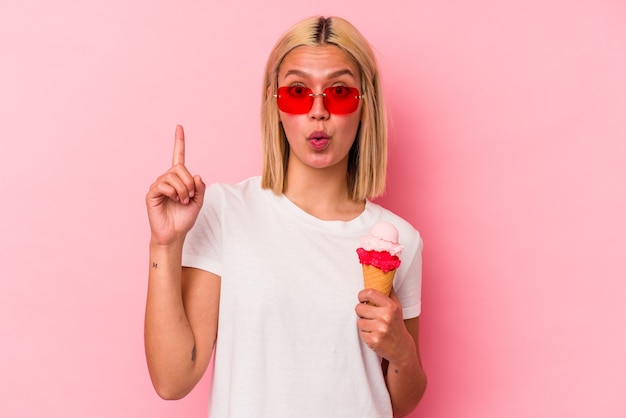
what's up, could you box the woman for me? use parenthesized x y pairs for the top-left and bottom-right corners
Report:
(145, 16), (426, 417)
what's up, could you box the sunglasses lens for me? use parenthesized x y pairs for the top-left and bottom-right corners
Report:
(276, 86), (361, 114)
(324, 86), (360, 114)
(276, 86), (312, 114)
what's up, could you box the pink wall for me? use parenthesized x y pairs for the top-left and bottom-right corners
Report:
(1, 1), (625, 417)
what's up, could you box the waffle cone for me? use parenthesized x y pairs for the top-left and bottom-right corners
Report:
(362, 264), (396, 296)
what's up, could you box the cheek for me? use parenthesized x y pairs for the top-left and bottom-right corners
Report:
(278, 111), (288, 127)
(340, 114), (362, 137)
(278, 113), (301, 141)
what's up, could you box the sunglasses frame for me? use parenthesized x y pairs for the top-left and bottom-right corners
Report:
(274, 86), (363, 115)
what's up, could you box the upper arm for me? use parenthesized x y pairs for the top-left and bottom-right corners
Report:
(181, 267), (221, 378)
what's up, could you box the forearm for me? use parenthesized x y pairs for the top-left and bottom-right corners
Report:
(385, 323), (427, 417)
(144, 241), (199, 399)
(386, 352), (427, 417)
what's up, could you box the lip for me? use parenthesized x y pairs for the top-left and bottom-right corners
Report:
(307, 130), (330, 151)
(308, 130), (330, 141)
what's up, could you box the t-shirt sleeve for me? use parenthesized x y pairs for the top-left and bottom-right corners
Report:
(395, 229), (424, 319)
(181, 183), (223, 276)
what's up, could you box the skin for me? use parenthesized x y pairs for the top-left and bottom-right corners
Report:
(144, 45), (426, 415)
(278, 45), (366, 220)
(144, 125), (218, 399)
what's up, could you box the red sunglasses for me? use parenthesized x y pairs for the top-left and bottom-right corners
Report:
(275, 86), (362, 114)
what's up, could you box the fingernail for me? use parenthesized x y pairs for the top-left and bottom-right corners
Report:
(189, 190), (195, 198)
(183, 197), (189, 204)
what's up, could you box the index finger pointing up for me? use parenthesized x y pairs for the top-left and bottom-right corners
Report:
(172, 124), (185, 166)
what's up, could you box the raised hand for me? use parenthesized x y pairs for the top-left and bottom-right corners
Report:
(146, 125), (206, 246)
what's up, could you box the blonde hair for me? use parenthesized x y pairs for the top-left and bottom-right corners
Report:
(261, 16), (388, 201)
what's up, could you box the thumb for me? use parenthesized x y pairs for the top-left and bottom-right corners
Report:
(389, 288), (404, 308)
(191, 175), (206, 203)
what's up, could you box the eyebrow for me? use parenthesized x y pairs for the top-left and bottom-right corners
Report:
(283, 68), (356, 79)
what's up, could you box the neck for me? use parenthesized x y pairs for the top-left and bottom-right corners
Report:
(284, 163), (364, 221)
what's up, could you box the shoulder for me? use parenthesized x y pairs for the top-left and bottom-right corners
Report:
(206, 176), (261, 195)
(204, 176), (264, 204)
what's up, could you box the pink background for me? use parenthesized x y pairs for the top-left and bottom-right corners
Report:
(1, 1), (625, 417)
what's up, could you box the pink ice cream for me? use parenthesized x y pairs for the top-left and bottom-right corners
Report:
(356, 222), (403, 273)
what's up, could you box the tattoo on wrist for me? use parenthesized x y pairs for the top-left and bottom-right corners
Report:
(152, 262), (158, 269)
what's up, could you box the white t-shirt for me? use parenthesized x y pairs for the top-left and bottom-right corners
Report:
(182, 176), (423, 418)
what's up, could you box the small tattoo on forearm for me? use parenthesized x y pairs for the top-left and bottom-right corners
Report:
(191, 345), (196, 362)
(152, 262), (158, 269)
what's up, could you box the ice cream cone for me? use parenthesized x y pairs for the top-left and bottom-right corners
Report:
(362, 264), (396, 296)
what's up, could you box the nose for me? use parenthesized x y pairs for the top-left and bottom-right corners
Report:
(308, 93), (329, 120)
